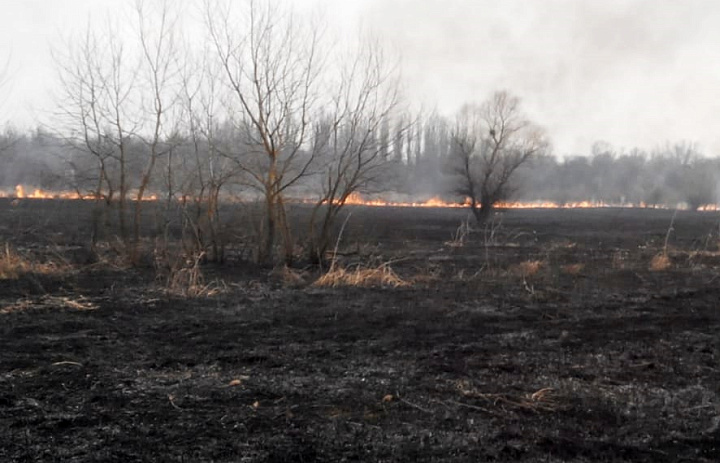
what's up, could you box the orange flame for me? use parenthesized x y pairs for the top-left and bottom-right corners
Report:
(0, 185), (157, 201)
(322, 193), (713, 210)
(337, 193), (468, 208)
(1, 186), (718, 210)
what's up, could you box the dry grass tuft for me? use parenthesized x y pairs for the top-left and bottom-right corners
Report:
(0, 243), (30, 279)
(156, 249), (225, 298)
(453, 379), (562, 413)
(444, 217), (472, 248)
(272, 265), (308, 288)
(649, 253), (672, 271)
(509, 260), (544, 277)
(562, 263), (585, 275)
(0, 243), (70, 279)
(314, 263), (408, 288)
(1, 295), (98, 314)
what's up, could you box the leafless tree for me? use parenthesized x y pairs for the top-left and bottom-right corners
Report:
(173, 45), (236, 262)
(0, 55), (18, 156)
(307, 37), (403, 264)
(53, 20), (138, 247)
(53, 1), (182, 261)
(130, 0), (183, 261)
(0, 53), (9, 106)
(451, 91), (548, 223)
(205, 0), (323, 265)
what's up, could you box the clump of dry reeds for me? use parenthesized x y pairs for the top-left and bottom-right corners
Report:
(313, 263), (407, 288)
(155, 247), (224, 298)
(0, 243), (29, 279)
(444, 217), (472, 248)
(0, 242), (69, 279)
(312, 210), (408, 288)
(562, 263), (585, 275)
(508, 259), (544, 278)
(271, 265), (308, 288)
(649, 253), (671, 271)
(649, 209), (677, 272)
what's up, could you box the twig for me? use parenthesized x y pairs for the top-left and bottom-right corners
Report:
(663, 209), (678, 254)
(397, 397), (433, 414)
(168, 394), (183, 410)
(328, 212), (352, 273)
(51, 361), (83, 367)
(445, 399), (501, 416)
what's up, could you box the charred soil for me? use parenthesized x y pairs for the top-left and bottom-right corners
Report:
(1, 200), (720, 462)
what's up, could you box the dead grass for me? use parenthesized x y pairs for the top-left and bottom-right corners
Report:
(508, 259), (544, 278)
(155, 247), (226, 298)
(0, 243), (29, 279)
(562, 263), (585, 275)
(272, 265), (308, 288)
(444, 217), (472, 248)
(0, 242), (70, 279)
(649, 253), (672, 271)
(453, 379), (563, 413)
(314, 263), (408, 288)
(1, 295), (98, 314)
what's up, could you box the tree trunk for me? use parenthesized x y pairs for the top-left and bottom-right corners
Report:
(277, 195), (294, 266)
(260, 190), (276, 265)
(471, 199), (493, 224)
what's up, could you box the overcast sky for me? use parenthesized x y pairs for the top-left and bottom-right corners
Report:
(1, 0), (720, 156)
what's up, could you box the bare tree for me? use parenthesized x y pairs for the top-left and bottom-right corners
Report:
(0, 55), (17, 155)
(130, 0), (183, 261)
(205, 0), (323, 265)
(307, 37), (402, 264)
(451, 91), (548, 223)
(53, 2), (182, 261)
(173, 45), (236, 262)
(53, 20), (139, 247)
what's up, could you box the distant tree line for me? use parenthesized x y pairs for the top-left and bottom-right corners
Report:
(3, 126), (717, 209)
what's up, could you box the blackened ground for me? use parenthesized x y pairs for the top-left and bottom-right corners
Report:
(1, 202), (720, 462)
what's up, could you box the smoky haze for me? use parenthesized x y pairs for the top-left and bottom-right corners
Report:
(1, 0), (720, 155)
(362, 0), (720, 155)
(1, 0), (720, 213)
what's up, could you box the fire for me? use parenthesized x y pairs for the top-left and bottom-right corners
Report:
(1, 186), (718, 210)
(329, 193), (716, 210)
(1, 185), (157, 201)
(338, 193), (606, 209)
(12, 185), (94, 200)
(339, 193), (468, 208)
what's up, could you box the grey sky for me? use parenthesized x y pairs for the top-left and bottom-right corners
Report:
(1, 0), (720, 156)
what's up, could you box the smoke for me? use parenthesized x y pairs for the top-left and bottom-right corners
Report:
(361, 0), (720, 155)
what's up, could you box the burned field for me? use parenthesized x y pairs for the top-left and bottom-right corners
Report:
(1, 200), (720, 462)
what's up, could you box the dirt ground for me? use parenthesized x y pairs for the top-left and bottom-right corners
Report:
(1, 199), (720, 462)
